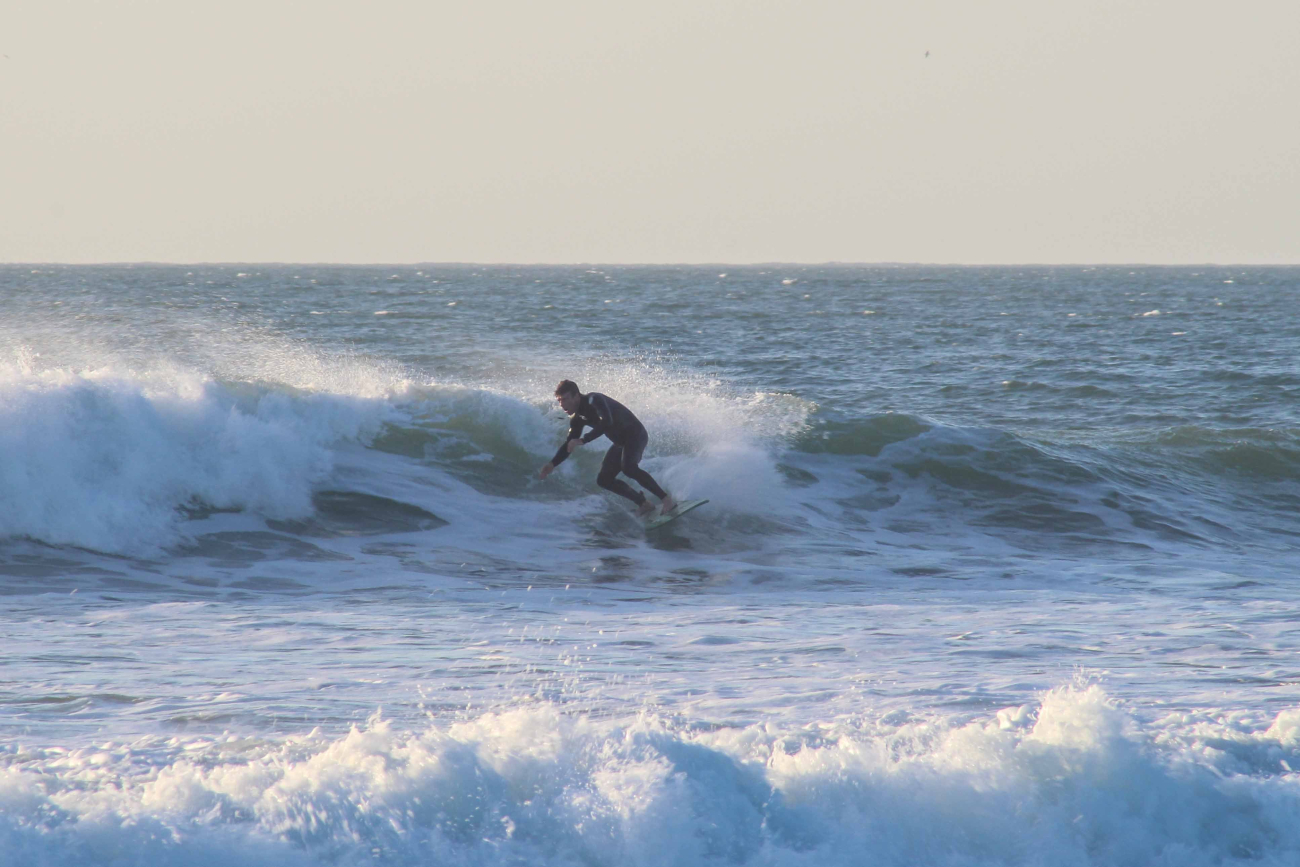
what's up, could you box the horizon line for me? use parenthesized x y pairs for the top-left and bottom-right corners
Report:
(4, 260), (1297, 269)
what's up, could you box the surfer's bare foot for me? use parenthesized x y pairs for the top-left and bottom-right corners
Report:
(659, 495), (677, 516)
(636, 500), (656, 518)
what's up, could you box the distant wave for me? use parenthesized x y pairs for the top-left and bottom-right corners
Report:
(786, 413), (1300, 552)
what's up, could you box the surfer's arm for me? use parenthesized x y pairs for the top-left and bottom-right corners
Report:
(549, 417), (587, 466)
(580, 394), (612, 444)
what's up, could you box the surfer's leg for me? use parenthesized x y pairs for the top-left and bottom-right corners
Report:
(620, 430), (669, 502)
(597, 444), (647, 506)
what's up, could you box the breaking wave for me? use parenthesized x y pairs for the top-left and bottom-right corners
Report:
(3, 339), (1298, 562)
(3, 685), (1299, 866)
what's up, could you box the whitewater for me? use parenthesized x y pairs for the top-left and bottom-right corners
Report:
(2, 264), (1300, 866)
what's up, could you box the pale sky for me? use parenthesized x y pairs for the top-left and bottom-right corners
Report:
(2, 1), (1297, 264)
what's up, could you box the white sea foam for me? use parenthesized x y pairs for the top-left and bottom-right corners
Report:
(0, 361), (396, 554)
(3, 686), (1299, 866)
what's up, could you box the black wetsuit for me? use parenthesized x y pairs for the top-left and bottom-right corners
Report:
(551, 392), (668, 506)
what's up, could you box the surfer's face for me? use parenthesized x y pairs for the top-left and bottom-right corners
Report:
(557, 391), (580, 415)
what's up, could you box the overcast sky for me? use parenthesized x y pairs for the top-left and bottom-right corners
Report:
(2, 1), (1297, 264)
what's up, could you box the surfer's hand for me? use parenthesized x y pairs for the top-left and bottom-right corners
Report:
(538, 462), (554, 480)
(566, 438), (583, 454)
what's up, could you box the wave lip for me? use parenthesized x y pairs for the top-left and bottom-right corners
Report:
(3, 686), (1300, 866)
(794, 413), (931, 457)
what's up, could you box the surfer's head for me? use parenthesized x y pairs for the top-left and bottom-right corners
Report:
(555, 379), (581, 414)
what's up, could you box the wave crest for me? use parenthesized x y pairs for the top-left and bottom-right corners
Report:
(0, 363), (393, 553)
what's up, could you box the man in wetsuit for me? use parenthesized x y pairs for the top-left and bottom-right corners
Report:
(538, 380), (677, 518)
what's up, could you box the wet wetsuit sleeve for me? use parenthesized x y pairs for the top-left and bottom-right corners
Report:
(580, 394), (612, 444)
(550, 416), (586, 466)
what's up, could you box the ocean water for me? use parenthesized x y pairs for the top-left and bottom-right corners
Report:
(2, 264), (1300, 866)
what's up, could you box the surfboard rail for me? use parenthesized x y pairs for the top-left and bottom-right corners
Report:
(645, 498), (709, 530)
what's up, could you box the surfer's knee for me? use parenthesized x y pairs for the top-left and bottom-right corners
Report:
(596, 469), (618, 490)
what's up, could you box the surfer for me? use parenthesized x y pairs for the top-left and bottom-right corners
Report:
(538, 380), (676, 518)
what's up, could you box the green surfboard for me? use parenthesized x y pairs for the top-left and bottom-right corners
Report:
(645, 498), (709, 530)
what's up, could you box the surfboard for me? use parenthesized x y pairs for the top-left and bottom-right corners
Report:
(645, 498), (709, 530)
